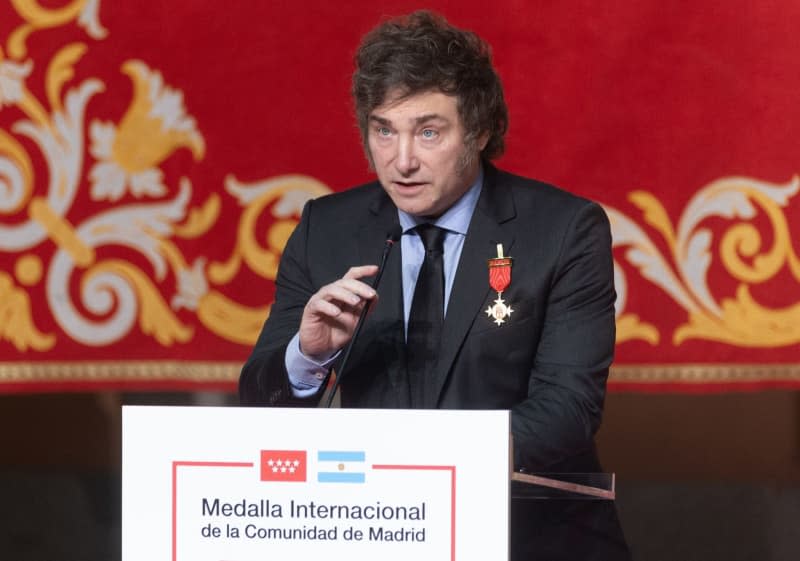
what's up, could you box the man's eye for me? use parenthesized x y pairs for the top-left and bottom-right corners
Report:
(421, 129), (438, 139)
(377, 127), (392, 136)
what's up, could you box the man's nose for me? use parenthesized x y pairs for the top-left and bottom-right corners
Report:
(394, 136), (420, 175)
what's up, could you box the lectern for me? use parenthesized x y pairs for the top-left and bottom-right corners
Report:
(122, 406), (614, 561)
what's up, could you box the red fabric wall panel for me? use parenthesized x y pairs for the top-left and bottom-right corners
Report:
(1, 1), (798, 391)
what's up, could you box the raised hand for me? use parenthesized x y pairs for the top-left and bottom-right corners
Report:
(298, 265), (379, 360)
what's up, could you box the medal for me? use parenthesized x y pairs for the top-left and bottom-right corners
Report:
(486, 244), (514, 325)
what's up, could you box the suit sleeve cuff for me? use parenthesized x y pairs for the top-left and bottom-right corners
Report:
(285, 333), (337, 398)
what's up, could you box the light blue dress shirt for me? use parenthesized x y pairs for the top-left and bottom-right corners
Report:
(286, 167), (484, 397)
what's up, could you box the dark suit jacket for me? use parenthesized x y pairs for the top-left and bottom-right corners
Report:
(240, 164), (630, 560)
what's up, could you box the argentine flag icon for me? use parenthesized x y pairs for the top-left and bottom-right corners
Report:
(317, 450), (366, 483)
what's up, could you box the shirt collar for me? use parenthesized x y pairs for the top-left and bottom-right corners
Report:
(397, 165), (484, 235)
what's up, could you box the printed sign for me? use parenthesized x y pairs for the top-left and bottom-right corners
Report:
(122, 406), (510, 561)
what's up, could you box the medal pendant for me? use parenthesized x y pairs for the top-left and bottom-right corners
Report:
(486, 293), (514, 325)
(487, 244), (514, 326)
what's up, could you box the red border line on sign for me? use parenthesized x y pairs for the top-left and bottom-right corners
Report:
(171, 461), (254, 561)
(371, 465), (457, 561)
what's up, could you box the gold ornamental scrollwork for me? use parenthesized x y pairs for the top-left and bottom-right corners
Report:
(2, 0), (799, 380)
(194, 174), (332, 345)
(606, 175), (800, 347)
(6, 0), (106, 59)
(1, 1), (333, 355)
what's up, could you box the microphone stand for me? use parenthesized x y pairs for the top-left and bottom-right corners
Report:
(323, 228), (401, 408)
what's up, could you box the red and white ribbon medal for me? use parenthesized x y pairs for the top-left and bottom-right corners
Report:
(486, 244), (513, 325)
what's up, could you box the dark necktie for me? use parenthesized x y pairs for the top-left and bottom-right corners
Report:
(407, 224), (446, 408)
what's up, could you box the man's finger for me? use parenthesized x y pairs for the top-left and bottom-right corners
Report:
(317, 281), (375, 307)
(342, 264), (379, 280)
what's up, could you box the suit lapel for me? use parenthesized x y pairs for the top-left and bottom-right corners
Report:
(356, 187), (400, 275)
(429, 166), (517, 406)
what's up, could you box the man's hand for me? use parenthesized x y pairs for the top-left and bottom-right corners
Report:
(298, 265), (379, 360)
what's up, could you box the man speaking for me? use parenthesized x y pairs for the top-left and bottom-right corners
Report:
(240, 10), (630, 560)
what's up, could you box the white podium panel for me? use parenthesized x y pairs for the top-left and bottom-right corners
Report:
(122, 406), (510, 561)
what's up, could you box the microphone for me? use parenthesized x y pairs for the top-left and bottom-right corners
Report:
(324, 226), (402, 408)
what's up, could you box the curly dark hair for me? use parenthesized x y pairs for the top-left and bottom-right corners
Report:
(352, 11), (508, 161)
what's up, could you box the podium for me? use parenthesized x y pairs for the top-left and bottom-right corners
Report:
(122, 406), (615, 561)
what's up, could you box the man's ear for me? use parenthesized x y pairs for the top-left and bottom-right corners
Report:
(477, 131), (490, 152)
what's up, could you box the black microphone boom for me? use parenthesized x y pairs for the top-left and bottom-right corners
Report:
(323, 226), (402, 408)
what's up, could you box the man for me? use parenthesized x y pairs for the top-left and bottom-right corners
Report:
(241, 11), (630, 560)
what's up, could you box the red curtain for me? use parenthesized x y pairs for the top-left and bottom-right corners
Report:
(1, 1), (798, 392)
